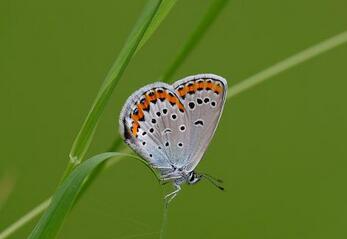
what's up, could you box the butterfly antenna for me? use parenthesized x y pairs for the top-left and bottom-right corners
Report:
(199, 173), (224, 191)
(201, 172), (223, 183)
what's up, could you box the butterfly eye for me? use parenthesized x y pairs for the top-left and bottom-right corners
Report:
(189, 172), (196, 183)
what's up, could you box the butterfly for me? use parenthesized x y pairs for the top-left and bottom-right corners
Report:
(119, 73), (227, 203)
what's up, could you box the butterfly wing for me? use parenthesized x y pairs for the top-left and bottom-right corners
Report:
(119, 82), (189, 172)
(119, 74), (227, 174)
(172, 73), (227, 172)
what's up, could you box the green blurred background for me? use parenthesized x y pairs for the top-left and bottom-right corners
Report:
(1, 0), (347, 238)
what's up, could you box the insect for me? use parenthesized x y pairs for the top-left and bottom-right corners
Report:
(119, 73), (227, 203)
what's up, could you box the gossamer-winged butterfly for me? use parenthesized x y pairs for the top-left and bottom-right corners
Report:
(119, 74), (227, 203)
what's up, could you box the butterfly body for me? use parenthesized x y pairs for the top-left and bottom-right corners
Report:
(119, 74), (227, 202)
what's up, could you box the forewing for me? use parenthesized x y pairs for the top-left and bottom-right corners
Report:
(172, 73), (227, 171)
(119, 82), (188, 171)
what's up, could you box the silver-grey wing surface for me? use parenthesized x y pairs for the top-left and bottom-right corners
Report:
(119, 73), (227, 174)
(119, 82), (188, 172)
(172, 73), (227, 172)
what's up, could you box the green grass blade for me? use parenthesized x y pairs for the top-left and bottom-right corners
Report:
(68, 0), (177, 178)
(137, 0), (177, 52)
(228, 30), (347, 99)
(0, 151), (158, 239)
(161, 0), (230, 82)
(107, 0), (228, 160)
(28, 152), (140, 239)
(75, 148), (160, 205)
(69, 0), (163, 166)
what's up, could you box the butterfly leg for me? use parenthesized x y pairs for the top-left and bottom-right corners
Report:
(160, 175), (182, 185)
(164, 184), (181, 206)
(160, 173), (180, 181)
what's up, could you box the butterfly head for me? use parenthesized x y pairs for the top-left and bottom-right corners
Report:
(186, 171), (202, 185)
(186, 171), (225, 191)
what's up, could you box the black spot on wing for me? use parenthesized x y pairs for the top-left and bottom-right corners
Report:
(194, 119), (204, 126)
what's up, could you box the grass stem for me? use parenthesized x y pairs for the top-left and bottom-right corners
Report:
(160, 0), (230, 82)
(229, 30), (347, 98)
(0, 198), (51, 239)
(69, 0), (164, 167)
